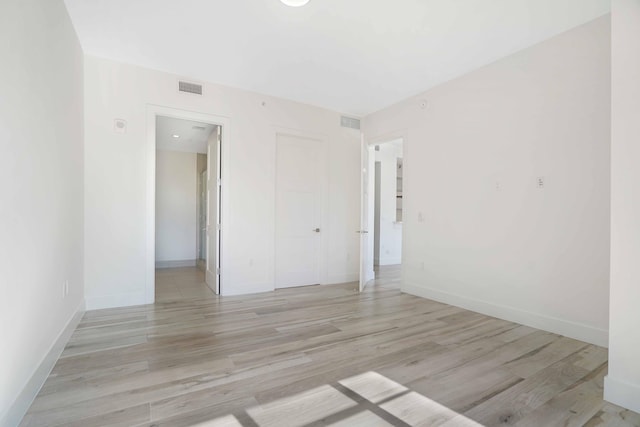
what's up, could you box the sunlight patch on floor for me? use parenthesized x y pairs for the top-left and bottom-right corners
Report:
(339, 371), (409, 404)
(381, 391), (483, 427)
(190, 414), (243, 426)
(190, 371), (485, 427)
(246, 384), (358, 426)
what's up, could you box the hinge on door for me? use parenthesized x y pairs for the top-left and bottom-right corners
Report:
(217, 178), (222, 186)
(216, 267), (221, 275)
(216, 223), (221, 231)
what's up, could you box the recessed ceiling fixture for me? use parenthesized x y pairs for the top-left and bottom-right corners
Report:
(280, 0), (310, 7)
(172, 134), (180, 138)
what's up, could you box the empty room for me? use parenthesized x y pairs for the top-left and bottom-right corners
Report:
(1, 0), (640, 426)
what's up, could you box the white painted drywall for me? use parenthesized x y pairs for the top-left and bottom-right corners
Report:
(83, 56), (361, 306)
(375, 143), (403, 265)
(155, 150), (198, 265)
(605, 0), (640, 413)
(364, 16), (611, 346)
(0, 0), (85, 423)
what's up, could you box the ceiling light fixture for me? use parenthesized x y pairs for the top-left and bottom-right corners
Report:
(172, 134), (180, 138)
(280, 0), (310, 7)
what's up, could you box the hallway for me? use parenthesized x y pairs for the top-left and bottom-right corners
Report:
(155, 267), (215, 303)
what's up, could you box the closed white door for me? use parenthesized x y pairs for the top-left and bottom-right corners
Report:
(275, 134), (322, 288)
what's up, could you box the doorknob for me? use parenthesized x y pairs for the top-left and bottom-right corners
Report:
(356, 230), (369, 234)
(313, 228), (320, 233)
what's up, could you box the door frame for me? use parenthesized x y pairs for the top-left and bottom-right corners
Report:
(273, 127), (329, 289)
(361, 129), (408, 291)
(198, 169), (208, 263)
(145, 105), (231, 303)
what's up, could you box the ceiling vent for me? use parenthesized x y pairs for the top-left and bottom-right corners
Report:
(178, 81), (203, 95)
(340, 116), (361, 130)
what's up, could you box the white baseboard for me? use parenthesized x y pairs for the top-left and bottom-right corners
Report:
(2, 300), (85, 427)
(220, 273), (360, 297)
(326, 273), (359, 285)
(155, 259), (196, 269)
(604, 375), (640, 413)
(379, 258), (402, 266)
(402, 282), (608, 347)
(85, 291), (146, 310)
(222, 281), (274, 296)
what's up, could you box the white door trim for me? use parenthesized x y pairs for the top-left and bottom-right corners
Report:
(272, 126), (329, 289)
(145, 105), (231, 303)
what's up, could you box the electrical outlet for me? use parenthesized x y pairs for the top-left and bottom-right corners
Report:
(537, 176), (545, 188)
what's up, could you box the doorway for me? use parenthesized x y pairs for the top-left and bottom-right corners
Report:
(275, 133), (323, 288)
(147, 106), (228, 303)
(372, 140), (403, 288)
(359, 136), (405, 291)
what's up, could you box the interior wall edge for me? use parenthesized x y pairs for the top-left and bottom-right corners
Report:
(155, 260), (198, 269)
(402, 282), (609, 347)
(85, 292), (146, 311)
(326, 273), (360, 285)
(604, 376), (640, 413)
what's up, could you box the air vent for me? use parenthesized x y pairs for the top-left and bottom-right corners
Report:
(178, 81), (203, 95)
(340, 116), (361, 130)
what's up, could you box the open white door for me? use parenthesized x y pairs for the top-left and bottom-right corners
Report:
(359, 135), (375, 291)
(205, 126), (221, 294)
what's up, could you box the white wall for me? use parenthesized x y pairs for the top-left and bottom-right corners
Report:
(375, 143), (403, 265)
(364, 16), (611, 346)
(605, 0), (640, 413)
(84, 56), (361, 306)
(155, 150), (198, 265)
(0, 0), (84, 424)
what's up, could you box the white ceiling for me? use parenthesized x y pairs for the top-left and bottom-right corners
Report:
(156, 116), (217, 154)
(64, 0), (610, 116)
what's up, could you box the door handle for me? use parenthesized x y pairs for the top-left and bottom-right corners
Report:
(313, 228), (320, 233)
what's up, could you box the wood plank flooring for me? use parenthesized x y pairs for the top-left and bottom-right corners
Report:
(20, 266), (639, 426)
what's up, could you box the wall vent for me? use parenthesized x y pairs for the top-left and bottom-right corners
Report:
(179, 81), (203, 95)
(340, 116), (361, 130)
(192, 125), (206, 131)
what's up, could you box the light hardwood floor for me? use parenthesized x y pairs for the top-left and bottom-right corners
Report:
(20, 267), (639, 427)
(374, 265), (401, 289)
